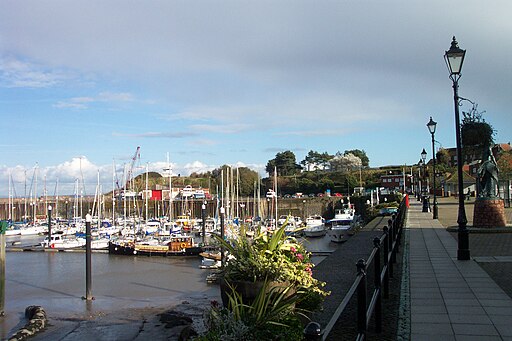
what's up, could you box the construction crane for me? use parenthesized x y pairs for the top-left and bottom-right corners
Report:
(113, 147), (141, 195)
(125, 146), (141, 190)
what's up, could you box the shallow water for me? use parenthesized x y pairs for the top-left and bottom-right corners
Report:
(0, 233), (339, 338)
(0, 238), (218, 339)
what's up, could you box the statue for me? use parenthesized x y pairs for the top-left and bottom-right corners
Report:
(477, 146), (499, 198)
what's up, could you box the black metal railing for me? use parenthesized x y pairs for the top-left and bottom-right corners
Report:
(304, 198), (407, 341)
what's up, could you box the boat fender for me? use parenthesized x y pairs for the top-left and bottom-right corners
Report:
(114, 247), (118, 251)
(133, 250), (137, 255)
(50, 244), (55, 248)
(180, 242), (187, 249)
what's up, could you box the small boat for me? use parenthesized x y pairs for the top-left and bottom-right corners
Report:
(327, 205), (361, 243)
(41, 232), (86, 249)
(5, 224), (22, 236)
(108, 235), (202, 256)
(303, 215), (326, 237)
(20, 223), (47, 236)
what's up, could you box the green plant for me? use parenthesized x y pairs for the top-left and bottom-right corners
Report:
(214, 222), (329, 311)
(197, 280), (305, 341)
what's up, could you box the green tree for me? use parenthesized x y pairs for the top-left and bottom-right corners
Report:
(301, 150), (332, 171)
(210, 165), (259, 197)
(436, 148), (450, 166)
(461, 103), (495, 160)
(266, 151), (301, 176)
(497, 151), (512, 180)
(344, 149), (369, 167)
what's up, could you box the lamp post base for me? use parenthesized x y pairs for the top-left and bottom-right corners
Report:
(457, 229), (470, 260)
(422, 196), (429, 212)
(433, 204), (438, 219)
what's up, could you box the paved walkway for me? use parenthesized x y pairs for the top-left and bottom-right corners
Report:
(405, 200), (512, 340)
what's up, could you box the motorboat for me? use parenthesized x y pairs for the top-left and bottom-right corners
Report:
(41, 232), (86, 249)
(327, 205), (361, 243)
(303, 215), (326, 237)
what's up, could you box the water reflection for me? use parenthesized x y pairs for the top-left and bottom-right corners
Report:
(1, 249), (218, 339)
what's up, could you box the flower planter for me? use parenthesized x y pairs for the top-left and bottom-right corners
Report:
(220, 279), (293, 307)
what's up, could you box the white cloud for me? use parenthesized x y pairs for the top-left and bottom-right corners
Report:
(53, 92), (135, 110)
(0, 57), (66, 88)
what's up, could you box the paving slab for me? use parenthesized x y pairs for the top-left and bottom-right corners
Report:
(403, 200), (512, 340)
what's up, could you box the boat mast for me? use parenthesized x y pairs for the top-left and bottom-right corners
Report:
(145, 163), (149, 224)
(8, 170), (12, 221)
(112, 159), (115, 225)
(274, 166), (278, 227)
(34, 163), (38, 223)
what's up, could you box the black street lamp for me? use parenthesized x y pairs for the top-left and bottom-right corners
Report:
(417, 159), (423, 201)
(421, 149), (429, 212)
(444, 36), (470, 260)
(427, 117), (439, 219)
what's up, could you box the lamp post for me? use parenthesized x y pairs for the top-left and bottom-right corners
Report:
(47, 205), (52, 246)
(417, 159), (423, 201)
(427, 117), (439, 219)
(84, 213), (93, 300)
(421, 149), (429, 212)
(445, 36), (470, 260)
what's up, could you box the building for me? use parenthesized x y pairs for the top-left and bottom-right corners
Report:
(379, 173), (413, 193)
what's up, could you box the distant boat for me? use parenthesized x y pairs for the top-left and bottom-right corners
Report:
(20, 223), (46, 236)
(326, 205), (361, 243)
(40, 232), (86, 249)
(108, 235), (202, 256)
(303, 215), (326, 238)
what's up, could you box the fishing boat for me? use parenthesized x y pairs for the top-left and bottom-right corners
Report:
(303, 215), (326, 237)
(108, 235), (202, 256)
(326, 205), (361, 243)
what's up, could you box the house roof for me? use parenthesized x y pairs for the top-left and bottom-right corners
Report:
(444, 171), (476, 184)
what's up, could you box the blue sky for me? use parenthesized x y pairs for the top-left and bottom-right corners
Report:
(1, 1), (511, 197)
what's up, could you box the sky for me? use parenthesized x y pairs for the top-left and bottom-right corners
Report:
(1, 1), (511, 198)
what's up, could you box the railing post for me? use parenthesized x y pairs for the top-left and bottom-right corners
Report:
(383, 226), (389, 298)
(387, 221), (394, 279)
(393, 213), (400, 254)
(373, 237), (382, 333)
(387, 219), (393, 253)
(357, 259), (367, 338)
(390, 217), (397, 264)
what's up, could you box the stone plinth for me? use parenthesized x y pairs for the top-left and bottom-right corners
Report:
(473, 198), (507, 228)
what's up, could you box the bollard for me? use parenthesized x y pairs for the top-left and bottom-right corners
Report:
(303, 321), (323, 341)
(357, 259), (367, 337)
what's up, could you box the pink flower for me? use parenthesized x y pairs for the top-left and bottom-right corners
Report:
(297, 253), (304, 261)
(290, 247), (296, 253)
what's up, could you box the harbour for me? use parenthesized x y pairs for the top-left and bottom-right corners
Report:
(0, 231), (339, 339)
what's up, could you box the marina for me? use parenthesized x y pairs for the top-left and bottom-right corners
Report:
(1, 229), (340, 339)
